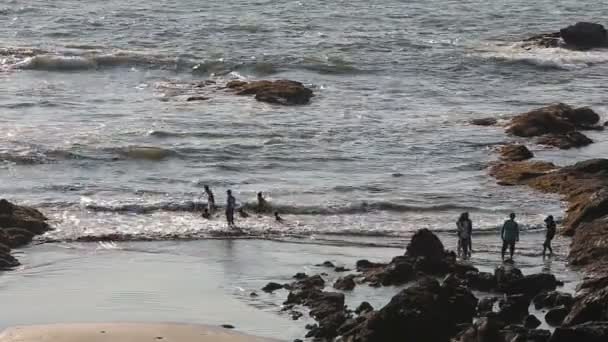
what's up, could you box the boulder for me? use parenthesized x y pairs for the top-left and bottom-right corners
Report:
(452, 314), (505, 342)
(497, 294), (531, 324)
(0, 199), (50, 235)
(317, 261), (335, 268)
(537, 131), (593, 149)
(489, 161), (557, 186)
(545, 306), (569, 327)
(549, 322), (608, 342)
(355, 302), (374, 315)
(533, 291), (574, 310)
(340, 278), (477, 342)
(3, 228), (35, 248)
(523, 32), (562, 49)
(501, 325), (551, 342)
(560, 22), (608, 49)
(471, 118), (498, 126)
(355, 259), (386, 272)
(465, 271), (497, 292)
(406, 228), (445, 261)
(499, 144), (534, 161)
(478, 296), (499, 315)
(563, 286), (608, 326)
(334, 275), (356, 291)
(0, 251), (20, 269)
(506, 103), (600, 137)
(495, 266), (524, 290)
(262, 282), (284, 293)
(227, 80), (313, 105)
(502, 273), (559, 297)
(524, 314), (542, 329)
(293, 272), (308, 279)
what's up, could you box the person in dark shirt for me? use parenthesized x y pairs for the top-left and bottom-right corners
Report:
(226, 190), (236, 228)
(204, 185), (216, 212)
(256, 192), (269, 213)
(274, 211), (284, 223)
(543, 215), (556, 257)
(501, 213), (519, 260)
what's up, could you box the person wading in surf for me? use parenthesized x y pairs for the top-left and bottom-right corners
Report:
(543, 215), (556, 257)
(204, 185), (216, 212)
(275, 211), (284, 223)
(256, 192), (269, 213)
(226, 190), (237, 228)
(457, 212), (473, 259)
(501, 213), (520, 260)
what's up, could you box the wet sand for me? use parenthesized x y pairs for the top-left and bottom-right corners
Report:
(0, 323), (278, 342)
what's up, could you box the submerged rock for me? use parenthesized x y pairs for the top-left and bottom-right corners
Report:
(470, 117), (498, 126)
(227, 80), (313, 105)
(506, 103), (601, 138)
(262, 282), (284, 293)
(499, 144), (534, 161)
(0, 199), (51, 237)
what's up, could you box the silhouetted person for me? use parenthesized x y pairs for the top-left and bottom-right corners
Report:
(204, 185), (216, 212)
(257, 192), (269, 213)
(202, 208), (211, 219)
(457, 212), (473, 259)
(274, 211), (284, 223)
(501, 213), (519, 260)
(238, 207), (250, 218)
(543, 215), (556, 257)
(226, 190), (236, 227)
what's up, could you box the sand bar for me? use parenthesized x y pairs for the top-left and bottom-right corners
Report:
(0, 322), (281, 342)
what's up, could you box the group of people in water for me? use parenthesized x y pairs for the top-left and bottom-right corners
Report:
(200, 185), (283, 227)
(456, 212), (557, 261)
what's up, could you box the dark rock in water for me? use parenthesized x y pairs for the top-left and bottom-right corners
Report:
(500, 144), (534, 161)
(290, 311), (303, 320)
(524, 32), (562, 48)
(506, 103), (601, 138)
(549, 321), (608, 342)
(503, 273), (559, 297)
(560, 22), (608, 49)
(545, 306), (569, 327)
(3, 228), (35, 248)
(0, 251), (20, 270)
(471, 117), (498, 126)
(501, 325), (551, 342)
(533, 291), (574, 310)
(333, 275), (356, 291)
(406, 228), (445, 261)
(0, 199), (51, 235)
(498, 294), (530, 324)
(334, 266), (350, 272)
(465, 271), (497, 292)
(355, 302), (374, 315)
(249, 292), (258, 297)
(340, 278), (478, 342)
(355, 259), (386, 272)
(227, 79), (313, 105)
(495, 266), (524, 291)
(563, 286), (608, 326)
(537, 131), (593, 149)
(524, 314), (542, 329)
(221, 324), (235, 329)
(262, 282), (284, 293)
(186, 96), (209, 101)
(317, 261), (335, 268)
(478, 296), (499, 315)
(455, 314), (505, 342)
(293, 272), (308, 280)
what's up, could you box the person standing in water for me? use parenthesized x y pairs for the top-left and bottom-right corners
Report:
(457, 212), (473, 259)
(543, 215), (556, 257)
(256, 192), (269, 213)
(226, 189), (236, 228)
(501, 213), (520, 260)
(274, 211), (284, 223)
(204, 185), (216, 212)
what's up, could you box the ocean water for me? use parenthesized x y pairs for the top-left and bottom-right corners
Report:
(0, 1), (607, 336)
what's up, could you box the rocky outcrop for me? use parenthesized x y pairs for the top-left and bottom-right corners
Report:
(545, 306), (569, 326)
(537, 131), (593, 149)
(549, 322), (608, 342)
(506, 104), (600, 138)
(0, 200), (51, 270)
(470, 118), (498, 126)
(340, 278), (478, 342)
(499, 144), (533, 161)
(533, 291), (574, 311)
(334, 275), (356, 291)
(226, 80), (313, 105)
(560, 22), (608, 50)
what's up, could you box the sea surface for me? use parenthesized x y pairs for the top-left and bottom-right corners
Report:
(0, 0), (607, 338)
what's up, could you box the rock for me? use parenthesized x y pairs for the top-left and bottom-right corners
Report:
(523, 32), (562, 48)
(375, 257), (415, 285)
(334, 275), (356, 291)
(495, 266), (524, 290)
(453, 314), (505, 342)
(478, 296), (499, 315)
(524, 314), (542, 329)
(262, 282), (284, 293)
(471, 118), (498, 126)
(340, 278), (477, 342)
(291, 311), (303, 320)
(533, 291), (574, 310)
(186, 96), (209, 101)
(501, 325), (551, 342)
(0, 251), (20, 269)
(355, 302), (374, 315)
(355, 259), (386, 271)
(249, 292), (258, 297)
(537, 131), (593, 149)
(497, 294), (530, 324)
(465, 271), (497, 292)
(406, 228), (445, 261)
(293, 272), (308, 280)
(221, 324), (234, 329)
(506, 103), (600, 137)
(3, 228), (35, 248)
(334, 266), (350, 272)
(0, 199), (50, 235)
(545, 306), (569, 327)
(560, 22), (608, 49)
(489, 161), (557, 186)
(290, 274), (325, 291)
(317, 261), (335, 268)
(227, 80), (313, 105)
(563, 286), (608, 326)
(499, 144), (534, 161)
(502, 273), (559, 297)
(549, 322), (608, 342)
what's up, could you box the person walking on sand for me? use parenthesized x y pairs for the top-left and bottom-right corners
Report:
(457, 212), (473, 259)
(226, 190), (236, 228)
(501, 213), (520, 260)
(204, 185), (216, 212)
(543, 215), (556, 257)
